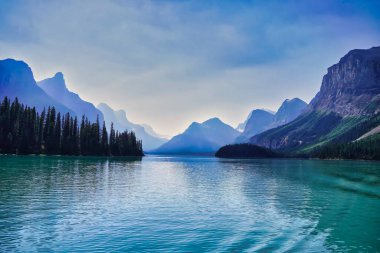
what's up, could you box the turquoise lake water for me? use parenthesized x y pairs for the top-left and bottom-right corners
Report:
(0, 156), (379, 252)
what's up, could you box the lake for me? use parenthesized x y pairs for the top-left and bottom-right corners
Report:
(0, 156), (379, 252)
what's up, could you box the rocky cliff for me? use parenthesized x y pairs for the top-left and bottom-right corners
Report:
(250, 47), (380, 151)
(309, 46), (380, 116)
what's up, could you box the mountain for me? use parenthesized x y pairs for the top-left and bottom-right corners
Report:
(97, 103), (166, 151)
(236, 109), (275, 142)
(141, 123), (170, 139)
(250, 46), (380, 152)
(236, 111), (253, 132)
(38, 72), (104, 123)
(236, 109), (275, 132)
(309, 47), (380, 116)
(271, 98), (307, 127)
(153, 118), (240, 154)
(236, 98), (307, 143)
(0, 59), (74, 115)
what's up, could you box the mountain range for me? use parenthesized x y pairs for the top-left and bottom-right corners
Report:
(1, 46), (378, 158)
(236, 98), (307, 143)
(250, 46), (380, 153)
(152, 118), (240, 154)
(0, 59), (74, 115)
(0, 58), (166, 151)
(152, 98), (308, 155)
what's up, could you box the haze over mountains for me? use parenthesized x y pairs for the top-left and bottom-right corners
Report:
(0, 59), (74, 115)
(1, 46), (378, 157)
(152, 118), (240, 154)
(0, 58), (166, 151)
(236, 98), (307, 143)
(152, 98), (307, 155)
(156, 47), (379, 157)
(38, 72), (104, 124)
(97, 103), (167, 150)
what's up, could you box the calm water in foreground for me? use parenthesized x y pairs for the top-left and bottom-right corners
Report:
(0, 156), (379, 252)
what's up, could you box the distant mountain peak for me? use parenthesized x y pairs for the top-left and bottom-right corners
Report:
(153, 116), (239, 154)
(277, 97), (307, 110)
(97, 102), (111, 109)
(0, 59), (34, 81)
(187, 121), (202, 130)
(2, 58), (28, 67)
(42, 72), (67, 91)
(203, 117), (224, 126)
(54, 72), (64, 79)
(38, 73), (103, 123)
(0, 58), (74, 115)
(283, 98), (303, 104)
(236, 98), (307, 143)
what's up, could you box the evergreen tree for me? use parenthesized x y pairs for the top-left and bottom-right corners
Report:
(101, 121), (109, 155)
(0, 97), (143, 157)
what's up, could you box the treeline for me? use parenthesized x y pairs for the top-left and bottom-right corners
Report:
(215, 143), (280, 158)
(0, 97), (143, 156)
(312, 134), (380, 160)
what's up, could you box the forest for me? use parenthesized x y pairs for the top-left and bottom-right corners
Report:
(215, 143), (280, 158)
(0, 97), (143, 156)
(311, 134), (380, 160)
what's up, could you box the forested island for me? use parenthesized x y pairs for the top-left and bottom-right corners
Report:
(0, 97), (143, 156)
(215, 144), (280, 158)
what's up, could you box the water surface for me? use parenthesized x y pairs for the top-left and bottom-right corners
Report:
(0, 156), (379, 252)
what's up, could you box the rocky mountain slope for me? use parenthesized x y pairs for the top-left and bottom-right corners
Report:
(309, 47), (380, 116)
(250, 47), (380, 152)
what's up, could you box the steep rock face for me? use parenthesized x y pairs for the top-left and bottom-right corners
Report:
(251, 47), (380, 151)
(97, 103), (166, 151)
(38, 73), (104, 123)
(0, 59), (74, 115)
(153, 118), (240, 154)
(310, 46), (380, 116)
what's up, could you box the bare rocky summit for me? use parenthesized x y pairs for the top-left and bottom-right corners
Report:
(309, 46), (380, 116)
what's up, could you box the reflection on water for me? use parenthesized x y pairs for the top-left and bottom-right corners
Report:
(0, 156), (379, 252)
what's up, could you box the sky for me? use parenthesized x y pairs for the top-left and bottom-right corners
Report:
(0, 0), (379, 136)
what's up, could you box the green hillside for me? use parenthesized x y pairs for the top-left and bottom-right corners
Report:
(311, 133), (380, 160)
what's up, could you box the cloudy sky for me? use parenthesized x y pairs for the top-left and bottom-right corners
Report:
(0, 0), (379, 136)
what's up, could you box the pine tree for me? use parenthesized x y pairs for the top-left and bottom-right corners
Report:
(0, 97), (143, 157)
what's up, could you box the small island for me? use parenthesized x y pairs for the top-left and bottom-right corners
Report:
(215, 143), (280, 158)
